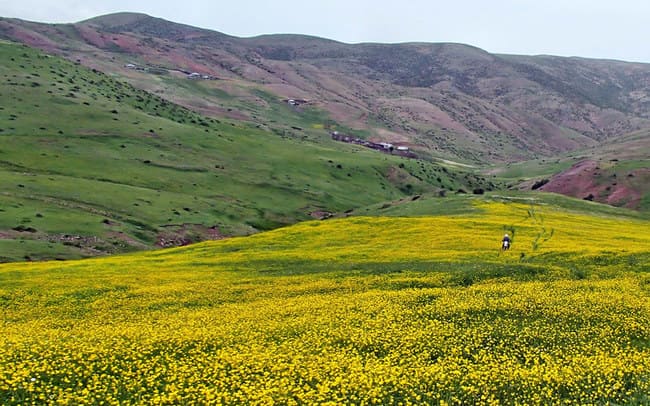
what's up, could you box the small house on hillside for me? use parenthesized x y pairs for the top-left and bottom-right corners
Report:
(286, 99), (308, 106)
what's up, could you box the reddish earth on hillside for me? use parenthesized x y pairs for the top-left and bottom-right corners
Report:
(540, 160), (647, 209)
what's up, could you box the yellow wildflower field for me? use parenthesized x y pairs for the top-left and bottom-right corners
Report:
(1, 201), (649, 404)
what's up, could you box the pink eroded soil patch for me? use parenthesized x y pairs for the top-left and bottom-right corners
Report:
(0, 21), (59, 52)
(540, 160), (645, 209)
(75, 25), (111, 48)
(540, 160), (599, 196)
(606, 185), (642, 208)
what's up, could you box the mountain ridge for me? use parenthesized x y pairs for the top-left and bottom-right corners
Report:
(3, 11), (650, 165)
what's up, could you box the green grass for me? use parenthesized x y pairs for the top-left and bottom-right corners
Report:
(353, 190), (649, 222)
(486, 157), (575, 180)
(0, 239), (85, 262)
(606, 159), (650, 171)
(0, 41), (496, 261)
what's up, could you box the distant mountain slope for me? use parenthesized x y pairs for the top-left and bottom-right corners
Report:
(2, 13), (650, 164)
(0, 40), (493, 262)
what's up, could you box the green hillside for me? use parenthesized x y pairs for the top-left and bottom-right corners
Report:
(2, 198), (649, 404)
(0, 41), (495, 262)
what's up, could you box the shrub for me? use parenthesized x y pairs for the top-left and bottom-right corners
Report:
(532, 179), (549, 190)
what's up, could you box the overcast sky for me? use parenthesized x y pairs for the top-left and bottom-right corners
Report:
(3, 0), (650, 63)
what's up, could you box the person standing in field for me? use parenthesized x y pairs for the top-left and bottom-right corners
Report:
(502, 233), (511, 250)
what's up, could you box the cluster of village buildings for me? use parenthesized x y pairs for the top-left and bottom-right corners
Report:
(330, 131), (416, 158)
(119, 75), (414, 159)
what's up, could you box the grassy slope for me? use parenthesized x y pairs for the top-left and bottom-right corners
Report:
(354, 190), (649, 220)
(1, 197), (649, 404)
(0, 41), (497, 262)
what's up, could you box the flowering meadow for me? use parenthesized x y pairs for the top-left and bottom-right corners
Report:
(1, 199), (650, 404)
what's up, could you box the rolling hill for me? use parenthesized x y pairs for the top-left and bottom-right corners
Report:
(0, 40), (494, 262)
(2, 196), (649, 404)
